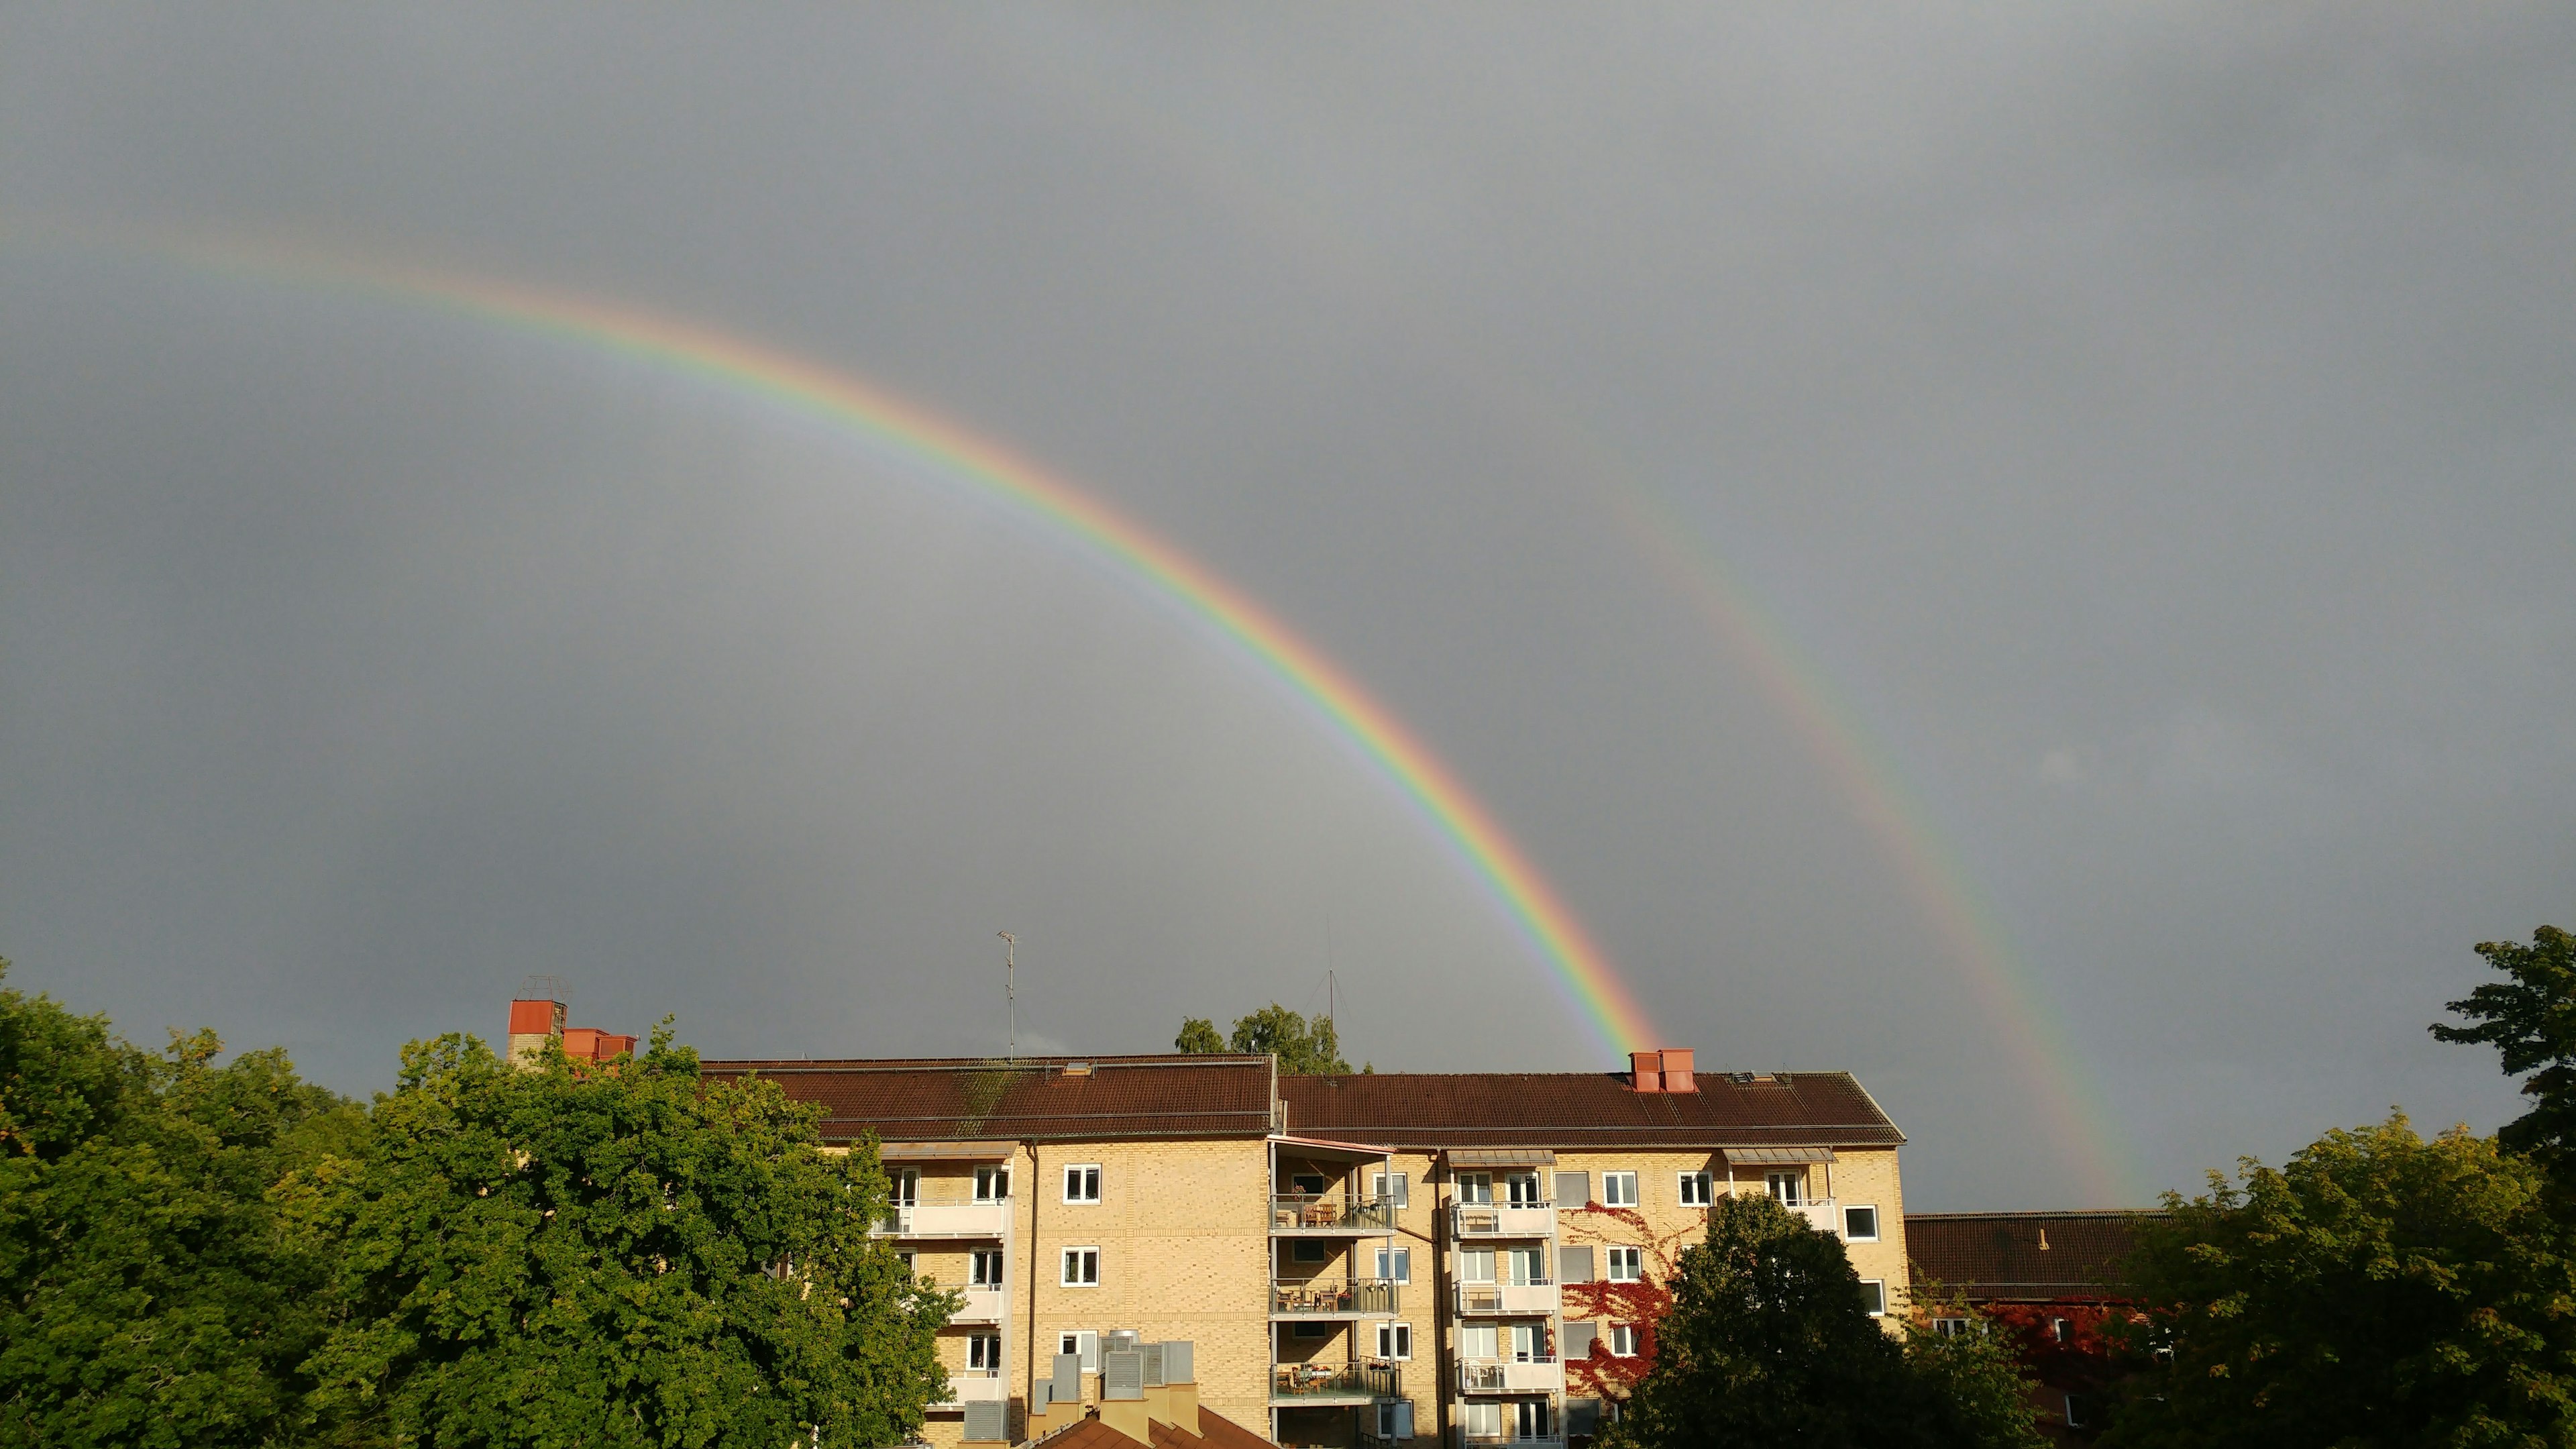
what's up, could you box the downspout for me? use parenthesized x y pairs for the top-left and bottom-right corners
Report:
(1025, 1143), (1042, 1414)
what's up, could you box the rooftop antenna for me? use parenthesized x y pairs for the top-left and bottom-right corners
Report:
(998, 932), (1017, 1057)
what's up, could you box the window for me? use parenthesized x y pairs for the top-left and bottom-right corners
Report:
(2065, 1393), (2092, 1429)
(969, 1250), (1004, 1287)
(1858, 1279), (1885, 1316)
(891, 1169), (920, 1205)
(1678, 1172), (1714, 1206)
(1061, 1247), (1099, 1286)
(1375, 1400), (1415, 1440)
(1515, 1401), (1551, 1439)
(1059, 1330), (1099, 1372)
(897, 1250), (915, 1275)
(1763, 1171), (1802, 1206)
(1371, 1171), (1409, 1208)
(1605, 1247), (1642, 1283)
(1063, 1165), (1102, 1203)
(1459, 1402), (1501, 1439)
(1292, 1238), (1330, 1263)
(1507, 1246), (1546, 1286)
(1455, 1171), (1493, 1204)
(1292, 1320), (1335, 1339)
(1375, 1246), (1412, 1284)
(1608, 1324), (1639, 1358)
(1460, 1248), (1497, 1284)
(1933, 1317), (1971, 1338)
(974, 1165), (1010, 1202)
(967, 1333), (1002, 1372)
(2052, 1318), (2072, 1344)
(1601, 1171), (1638, 1208)
(1291, 1173), (1328, 1196)
(1460, 1324), (1497, 1360)
(1377, 1322), (1413, 1360)
(1843, 1205), (1880, 1241)
(1503, 1172), (1544, 1206)
(1509, 1324), (1544, 1361)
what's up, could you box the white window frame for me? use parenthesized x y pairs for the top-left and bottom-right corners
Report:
(1842, 1204), (1880, 1241)
(1377, 1322), (1413, 1360)
(1601, 1171), (1638, 1208)
(2053, 1317), (2072, 1343)
(1678, 1171), (1713, 1206)
(1859, 1279), (1886, 1317)
(1503, 1171), (1544, 1206)
(1371, 1170), (1409, 1208)
(1454, 1171), (1493, 1204)
(1460, 1248), (1497, 1285)
(974, 1165), (1010, 1203)
(891, 1168), (920, 1205)
(1376, 1246), (1412, 1284)
(1459, 1324), (1498, 1360)
(1059, 1330), (1099, 1372)
(967, 1332), (1003, 1371)
(1063, 1164), (1102, 1204)
(1608, 1324), (1638, 1358)
(1061, 1246), (1100, 1287)
(1460, 1402), (1501, 1439)
(1605, 1246), (1642, 1283)
(1763, 1171), (1803, 1206)
(1933, 1317), (1970, 1338)
(969, 1249), (1004, 1286)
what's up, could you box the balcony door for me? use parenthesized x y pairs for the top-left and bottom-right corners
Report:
(1503, 1173), (1544, 1207)
(892, 1169), (919, 1207)
(1514, 1400), (1552, 1440)
(1460, 1324), (1498, 1360)
(1460, 1249), (1497, 1285)
(1509, 1324), (1544, 1362)
(1764, 1171), (1803, 1206)
(1460, 1402), (1502, 1440)
(1506, 1247), (1544, 1286)
(1456, 1172), (1493, 1204)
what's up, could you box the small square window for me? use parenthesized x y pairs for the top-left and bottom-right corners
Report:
(1060, 1330), (1099, 1372)
(1678, 1173), (1713, 1206)
(967, 1333), (1002, 1371)
(974, 1165), (1010, 1202)
(1376, 1246), (1412, 1284)
(1601, 1171), (1638, 1208)
(1371, 1171), (1409, 1208)
(1858, 1279), (1885, 1317)
(1063, 1165), (1102, 1203)
(1843, 1205), (1880, 1241)
(1061, 1246), (1100, 1286)
(1605, 1247), (1643, 1283)
(1608, 1324), (1639, 1358)
(1377, 1322), (1413, 1360)
(1454, 1171), (1493, 1204)
(970, 1250), (1004, 1286)
(1933, 1317), (1970, 1338)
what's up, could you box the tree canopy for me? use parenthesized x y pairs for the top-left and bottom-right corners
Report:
(2433, 925), (2576, 1183)
(1601, 1193), (2043, 1449)
(1173, 1004), (1355, 1075)
(297, 1026), (953, 1449)
(0, 962), (367, 1449)
(2103, 1113), (2576, 1448)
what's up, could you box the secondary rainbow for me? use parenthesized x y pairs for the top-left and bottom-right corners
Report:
(131, 233), (1661, 1059)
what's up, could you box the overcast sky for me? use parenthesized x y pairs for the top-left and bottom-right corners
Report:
(3, 4), (2571, 1209)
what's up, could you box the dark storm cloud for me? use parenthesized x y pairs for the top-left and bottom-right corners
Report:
(1, 3), (2569, 1206)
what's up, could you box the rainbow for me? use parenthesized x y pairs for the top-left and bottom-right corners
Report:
(70, 229), (1663, 1059)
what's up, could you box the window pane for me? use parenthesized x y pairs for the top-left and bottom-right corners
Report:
(1858, 1279), (1884, 1316)
(1844, 1205), (1878, 1240)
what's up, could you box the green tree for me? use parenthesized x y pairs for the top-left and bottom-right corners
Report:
(1601, 1193), (2042, 1449)
(1226, 1004), (1352, 1075)
(1174, 1017), (1224, 1054)
(2102, 1114), (2576, 1448)
(299, 1025), (953, 1449)
(1903, 1293), (2050, 1449)
(2432, 925), (2576, 1181)
(0, 961), (366, 1449)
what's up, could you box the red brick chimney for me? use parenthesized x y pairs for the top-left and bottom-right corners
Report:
(1659, 1048), (1697, 1091)
(1629, 1051), (1663, 1092)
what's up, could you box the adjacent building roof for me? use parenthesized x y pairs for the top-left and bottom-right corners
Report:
(1030, 1407), (1277, 1449)
(1278, 1071), (1904, 1150)
(698, 1055), (1276, 1143)
(1904, 1210), (2153, 1302)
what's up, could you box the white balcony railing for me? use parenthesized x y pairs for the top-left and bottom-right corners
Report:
(1457, 1358), (1563, 1394)
(1786, 1199), (1842, 1237)
(1452, 1430), (1565, 1449)
(1272, 1196), (1399, 1232)
(932, 1369), (1008, 1406)
(1454, 1281), (1559, 1316)
(951, 1287), (1007, 1323)
(1451, 1203), (1556, 1238)
(877, 1201), (1012, 1238)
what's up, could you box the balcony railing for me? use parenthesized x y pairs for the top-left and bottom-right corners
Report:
(1450, 1203), (1556, 1238)
(1454, 1280), (1559, 1316)
(931, 1368), (1008, 1406)
(1271, 1363), (1403, 1401)
(1273, 1278), (1402, 1316)
(1273, 1195), (1398, 1232)
(1451, 1430), (1564, 1449)
(1458, 1358), (1564, 1395)
(875, 1199), (1012, 1238)
(951, 1286), (1008, 1323)
(1784, 1199), (1842, 1237)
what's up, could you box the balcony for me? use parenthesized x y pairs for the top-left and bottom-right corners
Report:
(1458, 1358), (1563, 1395)
(1451, 1430), (1564, 1449)
(1273, 1195), (1397, 1235)
(1786, 1199), (1843, 1237)
(951, 1286), (1008, 1324)
(1450, 1203), (1556, 1238)
(930, 1368), (1008, 1407)
(875, 1200), (1012, 1239)
(1453, 1281), (1558, 1316)
(1271, 1362), (1402, 1404)
(1273, 1278), (1401, 1318)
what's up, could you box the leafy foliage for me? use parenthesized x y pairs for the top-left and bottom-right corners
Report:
(1172, 1004), (1353, 1075)
(299, 1026), (953, 1448)
(2102, 1114), (2576, 1448)
(0, 961), (367, 1449)
(2433, 925), (2576, 1181)
(1173, 1017), (1224, 1054)
(1902, 1294), (2052, 1449)
(1599, 1193), (2043, 1449)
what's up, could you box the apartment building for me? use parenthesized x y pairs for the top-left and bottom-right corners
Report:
(650, 1025), (1908, 1449)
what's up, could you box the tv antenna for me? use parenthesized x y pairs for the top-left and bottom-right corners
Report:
(998, 932), (1018, 1057)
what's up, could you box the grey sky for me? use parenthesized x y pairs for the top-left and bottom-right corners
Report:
(2, 4), (2569, 1208)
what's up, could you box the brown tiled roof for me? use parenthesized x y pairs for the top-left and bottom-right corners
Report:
(1030, 1408), (1275, 1449)
(1904, 1210), (2155, 1303)
(699, 1055), (1275, 1144)
(1278, 1071), (1904, 1150)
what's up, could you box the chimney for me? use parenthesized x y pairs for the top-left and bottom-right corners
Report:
(1629, 1051), (1663, 1092)
(507, 998), (565, 1068)
(1659, 1048), (1697, 1091)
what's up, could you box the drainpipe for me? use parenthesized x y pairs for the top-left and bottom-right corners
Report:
(1025, 1144), (1042, 1415)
